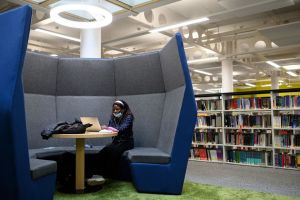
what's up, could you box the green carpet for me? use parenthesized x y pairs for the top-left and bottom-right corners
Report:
(54, 180), (300, 200)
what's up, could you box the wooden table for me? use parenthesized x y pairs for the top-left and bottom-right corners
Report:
(52, 131), (117, 193)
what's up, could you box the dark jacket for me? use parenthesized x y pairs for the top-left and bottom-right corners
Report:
(108, 114), (134, 143)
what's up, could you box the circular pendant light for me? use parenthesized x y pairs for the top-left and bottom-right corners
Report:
(50, 3), (112, 29)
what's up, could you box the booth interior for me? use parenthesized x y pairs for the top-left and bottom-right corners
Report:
(0, 5), (197, 199)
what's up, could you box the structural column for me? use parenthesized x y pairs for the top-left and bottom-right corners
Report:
(80, 0), (102, 58)
(222, 59), (233, 92)
(271, 71), (279, 89)
(80, 28), (101, 58)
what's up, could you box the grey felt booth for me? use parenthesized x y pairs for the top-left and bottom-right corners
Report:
(23, 35), (194, 193)
(23, 49), (180, 160)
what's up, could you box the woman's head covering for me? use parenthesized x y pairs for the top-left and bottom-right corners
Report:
(112, 100), (133, 119)
(113, 100), (125, 108)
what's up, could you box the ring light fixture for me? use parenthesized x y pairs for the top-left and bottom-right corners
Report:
(50, 3), (112, 29)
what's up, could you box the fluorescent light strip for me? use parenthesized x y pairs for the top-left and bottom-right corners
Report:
(35, 28), (81, 42)
(283, 65), (300, 70)
(208, 88), (221, 91)
(149, 17), (209, 33)
(193, 70), (212, 76)
(188, 57), (219, 64)
(261, 84), (271, 87)
(286, 71), (298, 77)
(184, 46), (195, 50)
(243, 79), (256, 82)
(233, 79), (238, 82)
(193, 88), (202, 91)
(266, 61), (280, 68)
(245, 83), (256, 87)
(205, 90), (216, 93)
(205, 88), (221, 93)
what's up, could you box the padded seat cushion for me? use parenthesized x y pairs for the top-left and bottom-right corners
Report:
(30, 158), (57, 180)
(29, 145), (105, 159)
(126, 147), (171, 164)
(29, 147), (74, 158)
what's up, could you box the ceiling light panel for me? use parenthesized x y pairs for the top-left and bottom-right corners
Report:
(105, 50), (123, 55)
(266, 61), (280, 68)
(193, 88), (202, 91)
(50, 2), (113, 29)
(283, 65), (300, 70)
(245, 83), (256, 87)
(286, 71), (298, 77)
(193, 70), (212, 76)
(261, 84), (271, 87)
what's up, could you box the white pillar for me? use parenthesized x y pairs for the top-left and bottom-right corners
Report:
(80, 28), (101, 58)
(222, 59), (233, 92)
(271, 71), (279, 89)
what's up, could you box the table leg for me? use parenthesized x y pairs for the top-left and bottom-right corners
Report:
(76, 138), (85, 193)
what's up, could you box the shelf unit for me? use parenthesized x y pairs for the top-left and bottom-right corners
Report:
(191, 88), (300, 170)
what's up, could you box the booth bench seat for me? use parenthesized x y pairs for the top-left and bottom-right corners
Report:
(29, 146), (170, 167)
(126, 147), (171, 164)
(29, 147), (170, 162)
(30, 159), (57, 180)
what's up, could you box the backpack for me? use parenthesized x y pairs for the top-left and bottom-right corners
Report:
(41, 119), (92, 140)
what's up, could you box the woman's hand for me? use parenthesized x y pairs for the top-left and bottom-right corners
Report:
(107, 126), (119, 132)
(101, 125), (108, 129)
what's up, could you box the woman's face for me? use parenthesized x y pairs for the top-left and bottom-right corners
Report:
(113, 104), (122, 114)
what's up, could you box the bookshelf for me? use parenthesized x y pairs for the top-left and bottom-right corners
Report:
(191, 88), (300, 170)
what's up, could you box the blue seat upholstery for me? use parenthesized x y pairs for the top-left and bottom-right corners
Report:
(0, 6), (56, 200)
(129, 33), (197, 194)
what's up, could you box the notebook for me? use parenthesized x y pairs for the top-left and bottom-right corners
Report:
(80, 117), (101, 132)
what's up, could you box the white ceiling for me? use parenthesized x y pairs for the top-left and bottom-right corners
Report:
(1, 0), (300, 93)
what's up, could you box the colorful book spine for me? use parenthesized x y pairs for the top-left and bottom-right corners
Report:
(275, 152), (299, 168)
(225, 97), (271, 110)
(275, 95), (300, 108)
(227, 150), (271, 166)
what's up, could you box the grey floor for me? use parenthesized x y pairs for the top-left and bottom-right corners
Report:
(185, 160), (300, 197)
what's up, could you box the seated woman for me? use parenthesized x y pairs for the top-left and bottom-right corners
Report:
(87, 100), (134, 185)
